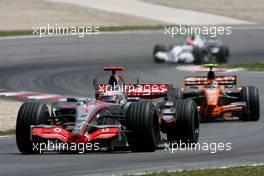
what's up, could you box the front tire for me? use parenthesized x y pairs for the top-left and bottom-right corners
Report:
(239, 86), (259, 121)
(153, 44), (167, 63)
(127, 102), (160, 152)
(16, 102), (50, 154)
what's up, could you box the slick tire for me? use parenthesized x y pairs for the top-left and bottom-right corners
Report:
(127, 102), (160, 152)
(167, 100), (199, 143)
(153, 44), (166, 63)
(239, 86), (260, 121)
(16, 102), (50, 154)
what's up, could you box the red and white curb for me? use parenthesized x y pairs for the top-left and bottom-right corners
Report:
(176, 65), (245, 72)
(0, 90), (67, 101)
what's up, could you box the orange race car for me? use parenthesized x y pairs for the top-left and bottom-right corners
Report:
(175, 64), (260, 122)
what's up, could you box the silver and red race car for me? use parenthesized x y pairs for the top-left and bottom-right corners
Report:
(16, 67), (199, 154)
(153, 35), (229, 64)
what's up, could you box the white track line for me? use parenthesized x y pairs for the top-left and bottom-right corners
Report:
(0, 135), (15, 138)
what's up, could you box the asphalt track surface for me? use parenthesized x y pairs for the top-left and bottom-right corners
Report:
(0, 26), (264, 176)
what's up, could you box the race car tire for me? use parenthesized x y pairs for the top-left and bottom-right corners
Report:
(193, 47), (203, 65)
(217, 46), (229, 63)
(127, 102), (160, 152)
(167, 100), (199, 143)
(223, 46), (230, 58)
(165, 84), (175, 101)
(239, 86), (260, 121)
(16, 102), (50, 154)
(153, 44), (166, 63)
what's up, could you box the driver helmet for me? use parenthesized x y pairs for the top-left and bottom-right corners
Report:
(98, 91), (119, 103)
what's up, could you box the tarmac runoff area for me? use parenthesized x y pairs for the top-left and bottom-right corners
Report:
(47, 0), (253, 25)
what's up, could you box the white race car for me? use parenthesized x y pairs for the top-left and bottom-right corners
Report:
(153, 35), (229, 64)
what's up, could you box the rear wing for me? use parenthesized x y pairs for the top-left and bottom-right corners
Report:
(184, 76), (237, 87)
(96, 66), (169, 99)
(96, 84), (169, 99)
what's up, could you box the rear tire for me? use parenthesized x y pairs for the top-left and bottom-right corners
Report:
(239, 86), (259, 121)
(127, 102), (160, 152)
(16, 102), (50, 154)
(167, 100), (199, 143)
(153, 44), (167, 63)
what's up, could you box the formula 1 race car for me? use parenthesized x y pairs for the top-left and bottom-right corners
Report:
(16, 67), (199, 154)
(153, 35), (229, 64)
(175, 64), (259, 122)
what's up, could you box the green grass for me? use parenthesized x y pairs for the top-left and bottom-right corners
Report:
(0, 31), (33, 37)
(0, 129), (15, 135)
(140, 165), (264, 176)
(0, 25), (165, 37)
(223, 62), (264, 71)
